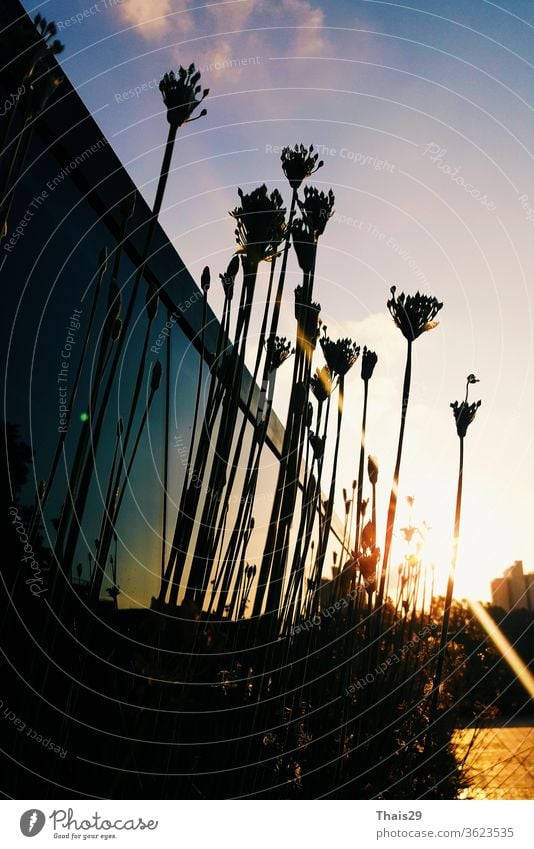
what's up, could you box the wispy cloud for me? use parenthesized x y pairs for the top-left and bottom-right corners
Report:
(117, 0), (193, 40)
(116, 0), (329, 57)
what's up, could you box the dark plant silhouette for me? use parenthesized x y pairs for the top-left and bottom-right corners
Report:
(310, 333), (359, 613)
(255, 186), (335, 619)
(0, 24), (495, 798)
(377, 287), (443, 608)
(159, 66), (208, 128)
(428, 375), (481, 725)
(0, 14), (64, 238)
(58, 67), (208, 590)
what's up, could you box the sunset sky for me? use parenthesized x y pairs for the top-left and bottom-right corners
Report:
(18, 0), (534, 602)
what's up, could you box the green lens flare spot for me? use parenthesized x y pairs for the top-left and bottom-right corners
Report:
(80, 412), (89, 422)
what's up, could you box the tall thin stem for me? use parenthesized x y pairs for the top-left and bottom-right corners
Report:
(310, 374), (345, 617)
(161, 307), (171, 581)
(185, 290), (208, 488)
(354, 379), (369, 553)
(59, 123), (177, 578)
(428, 436), (464, 725)
(377, 339), (412, 608)
(29, 249), (109, 541)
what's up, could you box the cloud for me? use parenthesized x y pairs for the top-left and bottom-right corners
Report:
(117, 0), (193, 40)
(279, 0), (327, 55)
(117, 0), (329, 57)
(207, 0), (258, 31)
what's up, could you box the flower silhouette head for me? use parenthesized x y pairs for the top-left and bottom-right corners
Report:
(267, 336), (294, 372)
(0, 13), (64, 85)
(309, 431), (325, 459)
(281, 144), (323, 190)
(299, 186), (335, 239)
(368, 455), (378, 485)
(387, 286), (443, 341)
(361, 346), (378, 381)
(465, 373), (480, 399)
(294, 285), (321, 349)
(230, 185), (286, 265)
(350, 547), (380, 591)
(159, 65), (208, 127)
(151, 360), (163, 391)
(310, 365), (333, 403)
(201, 266), (211, 293)
(320, 331), (360, 377)
(219, 255), (240, 300)
(291, 218), (316, 274)
(451, 374), (481, 438)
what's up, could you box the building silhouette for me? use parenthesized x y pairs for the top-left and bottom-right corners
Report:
(491, 560), (534, 612)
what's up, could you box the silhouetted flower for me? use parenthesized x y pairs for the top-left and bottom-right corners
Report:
(368, 455), (379, 486)
(231, 185), (286, 264)
(299, 186), (335, 238)
(361, 346), (378, 381)
(267, 336), (294, 372)
(281, 144), (323, 190)
(309, 431), (325, 459)
(151, 360), (163, 391)
(361, 520), (375, 552)
(401, 526), (416, 544)
(294, 285), (321, 349)
(159, 65), (208, 127)
(451, 399), (481, 438)
(451, 374), (481, 438)
(291, 218), (316, 274)
(387, 286), (443, 341)
(320, 332), (360, 376)
(201, 266), (211, 293)
(0, 13), (64, 86)
(219, 255), (240, 300)
(310, 366), (333, 403)
(352, 547), (380, 588)
(111, 318), (122, 341)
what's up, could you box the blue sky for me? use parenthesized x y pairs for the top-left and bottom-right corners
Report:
(17, 0), (534, 601)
